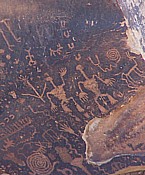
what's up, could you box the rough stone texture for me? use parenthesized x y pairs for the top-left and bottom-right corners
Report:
(0, 0), (145, 175)
(83, 85), (145, 165)
(117, 0), (145, 58)
(83, 1), (145, 174)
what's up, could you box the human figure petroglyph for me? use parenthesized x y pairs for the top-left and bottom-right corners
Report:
(25, 48), (37, 66)
(49, 43), (63, 57)
(76, 65), (117, 113)
(45, 68), (84, 113)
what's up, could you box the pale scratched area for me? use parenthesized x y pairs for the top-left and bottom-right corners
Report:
(117, 0), (145, 59)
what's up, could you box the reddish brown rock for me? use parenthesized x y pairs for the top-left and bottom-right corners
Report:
(83, 85), (145, 165)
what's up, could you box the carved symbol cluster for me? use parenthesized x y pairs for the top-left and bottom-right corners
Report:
(1, 1), (145, 174)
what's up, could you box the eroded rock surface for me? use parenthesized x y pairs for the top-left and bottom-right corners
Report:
(117, 0), (145, 58)
(1, 0), (145, 174)
(83, 85), (145, 165)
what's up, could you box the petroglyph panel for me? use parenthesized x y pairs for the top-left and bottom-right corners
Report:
(0, 0), (145, 174)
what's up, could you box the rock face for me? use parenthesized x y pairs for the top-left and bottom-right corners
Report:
(117, 0), (145, 58)
(83, 0), (145, 172)
(83, 85), (145, 165)
(1, 0), (145, 174)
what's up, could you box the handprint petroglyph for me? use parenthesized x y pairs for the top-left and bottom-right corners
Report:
(59, 122), (78, 136)
(76, 65), (117, 113)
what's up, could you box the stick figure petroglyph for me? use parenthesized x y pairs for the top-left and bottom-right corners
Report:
(76, 65), (117, 113)
(49, 43), (63, 57)
(45, 68), (84, 113)
(25, 48), (37, 66)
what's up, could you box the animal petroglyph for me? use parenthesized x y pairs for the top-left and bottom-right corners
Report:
(121, 51), (145, 87)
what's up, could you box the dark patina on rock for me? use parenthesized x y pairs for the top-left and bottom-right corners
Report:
(0, 0), (145, 175)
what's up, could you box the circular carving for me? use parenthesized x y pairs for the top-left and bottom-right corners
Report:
(26, 152), (53, 175)
(106, 48), (121, 62)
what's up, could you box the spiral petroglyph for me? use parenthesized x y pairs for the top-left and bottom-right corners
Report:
(106, 48), (121, 62)
(1, 0), (145, 174)
(26, 153), (53, 175)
